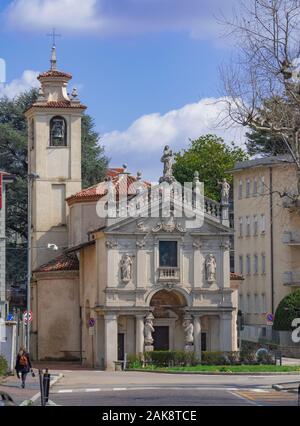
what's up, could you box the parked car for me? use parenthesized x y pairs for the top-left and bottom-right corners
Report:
(0, 391), (17, 406)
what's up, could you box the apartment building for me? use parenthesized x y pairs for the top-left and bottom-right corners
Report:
(232, 156), (300, 343)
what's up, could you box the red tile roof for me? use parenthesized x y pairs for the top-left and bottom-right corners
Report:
(34, 253), (79, 273)
(67, 168), (149, 205)
(38, 70), (72, 79)
(31, 100), (86, 110)
(230, 272), (244, 281)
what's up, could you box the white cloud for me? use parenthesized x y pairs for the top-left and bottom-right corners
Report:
(3, 0), (238, 39)
(102, 98), (247, 181)
(4, 0), (102, 32)
(0, 70), (39, 98)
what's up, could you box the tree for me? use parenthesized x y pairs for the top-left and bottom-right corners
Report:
(81, 115), (109, 188)
(273, 289), (300, 331)
(173, 134), (248, 201)
(246, 129), (289, 157)
(0, 89), (108, 304)
(221, 0), (300, 192)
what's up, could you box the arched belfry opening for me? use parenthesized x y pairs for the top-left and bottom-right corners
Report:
(149, 289), (187, 351)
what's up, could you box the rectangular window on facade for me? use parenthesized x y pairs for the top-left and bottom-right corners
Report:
(260, 214), (266, 234)
(246, 216), (251, 236)
(239, 294), (244, 311)
(246, 178), (250, 198)
(254, 294), (259, 313)
(238, 180), (243, 199)
(247, 294), (251, 313)
(261, 293), (267, 312)
(239, 217), (243, 237)
(239, 255), (243, 275)
(254, 254), (258, 274)
(51, 184), (66, 226)
(253, 178), (258, 196)
(246, 255), (251, 275)
(253, 215), (258, 235)
(159, 241), (178, 267)
(262, 254), (266, 274)
(259, 176), (265, 194)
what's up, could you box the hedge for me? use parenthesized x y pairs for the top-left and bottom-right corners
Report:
(273, 289), (300, 331)
(0, 355), (8, 376)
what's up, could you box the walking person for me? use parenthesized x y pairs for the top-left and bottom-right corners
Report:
(15, 347), (33, 389)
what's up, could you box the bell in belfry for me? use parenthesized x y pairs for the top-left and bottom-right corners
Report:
(52, 119), (64, 139)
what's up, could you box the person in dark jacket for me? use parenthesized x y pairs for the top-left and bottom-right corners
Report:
(15, 347), (33, 388)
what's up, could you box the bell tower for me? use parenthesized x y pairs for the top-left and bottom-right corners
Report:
(25, 45), (86, 269)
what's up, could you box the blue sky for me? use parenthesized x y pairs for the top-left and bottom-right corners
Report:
(0, 0), (244, 180)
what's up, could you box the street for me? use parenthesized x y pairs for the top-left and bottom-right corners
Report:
(33, 370), (300, 407)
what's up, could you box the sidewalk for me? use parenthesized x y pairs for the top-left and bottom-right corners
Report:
(0, 369), (63, 406)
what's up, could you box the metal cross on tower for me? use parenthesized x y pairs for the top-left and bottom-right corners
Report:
(47, 28), (61, 46)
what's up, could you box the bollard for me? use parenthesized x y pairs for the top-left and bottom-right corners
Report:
(298, 384), (300, 407)
(39, 370), (45, 407)
(43, 369), (51, 404)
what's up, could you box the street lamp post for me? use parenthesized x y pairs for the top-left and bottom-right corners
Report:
(26, 173), (39, 351)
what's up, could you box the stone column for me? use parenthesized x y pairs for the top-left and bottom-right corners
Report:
(135, 315), (144, 355)
(193, 315), (202, 361)
(104, 314), (118, 371)
(219, 312), (233, 352)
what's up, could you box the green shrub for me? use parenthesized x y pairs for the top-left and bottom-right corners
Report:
(273, 289), (300, 331)
(143, 351), (198, 367)
(201, 351), (225, 365)
(0, 355), (8, 376)
(127, 353), (143, 368)
(240, 350), (256, 364)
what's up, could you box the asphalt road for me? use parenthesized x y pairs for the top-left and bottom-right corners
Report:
(35, 370), (300, 407)
(45, 387), (297, 406)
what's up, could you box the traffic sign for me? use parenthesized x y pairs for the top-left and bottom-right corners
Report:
(88, 318), (95, 328)
(6, 313), (14, 321)
(266, 313), (274, 325)
(23, 310), (33, 325)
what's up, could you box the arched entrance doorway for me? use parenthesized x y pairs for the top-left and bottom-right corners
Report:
(150, 289), (187, 351)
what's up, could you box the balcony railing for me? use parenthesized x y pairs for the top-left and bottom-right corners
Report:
(158, 267), (180, 282)
(283, 271), (300, 286)
(282, 231), (300, 245)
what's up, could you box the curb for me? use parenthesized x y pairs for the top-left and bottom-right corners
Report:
(20, 373), (64, 406)
(130, 369), (300, 376)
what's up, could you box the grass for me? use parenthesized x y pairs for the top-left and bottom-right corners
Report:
(130, 364), (300, 373)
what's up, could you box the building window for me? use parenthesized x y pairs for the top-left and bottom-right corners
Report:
(262, 254), (266, 274)
(159, 241), (178, 267)
(246, 216), (251, 236)
(261, 293), (267, 312)
(246, 178), (250, 198)
(253, 178), (258, 196)
(239, 217), (243, 237)
(239, 294), (244, 311)
(247, 294), (251, 313)
(254, 254), (258, 274)
(238, 180), (243, 199)
(259, 176), (265, 194)
(239, 255), (243, 275)
(260, 214), (266, 234)
(253, 215), (258, 235)
(254, 294), (259, 313)
(246, 255), (251, 275)
(50, 116), (67, 146)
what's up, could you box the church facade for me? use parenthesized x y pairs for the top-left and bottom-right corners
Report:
(29, 49), (242, 370)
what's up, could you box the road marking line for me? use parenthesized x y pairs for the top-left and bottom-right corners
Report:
(58, 389), (73, 393)
(251, 389), (268, 393)
(229, 391), (262, 406)
(113, 387), (127, 391)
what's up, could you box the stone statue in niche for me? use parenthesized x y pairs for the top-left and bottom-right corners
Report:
(218, 178), (230, 205)
(205, 254), (217, 284)
(183, 316), (194, 345)
(120, 253), (133, 283)
(144, 314), (155, 346)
